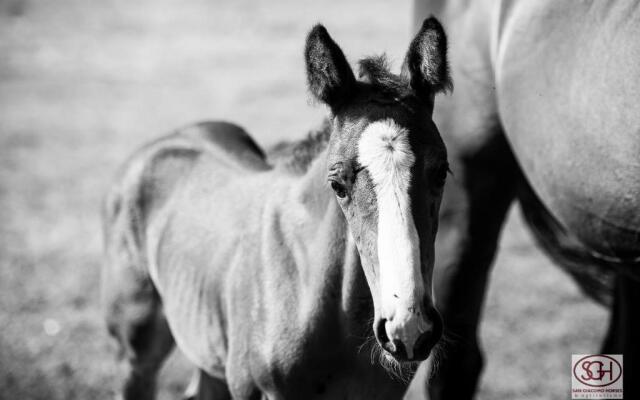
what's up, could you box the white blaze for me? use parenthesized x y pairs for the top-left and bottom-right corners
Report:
(358, 119), (427, 359)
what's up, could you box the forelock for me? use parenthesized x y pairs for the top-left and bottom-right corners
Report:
(358, 55), (411, 98)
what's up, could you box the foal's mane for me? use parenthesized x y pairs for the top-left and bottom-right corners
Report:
(267, 118), (332, 174)
(268, 55), (412, 174)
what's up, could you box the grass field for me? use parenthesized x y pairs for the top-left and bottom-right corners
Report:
(0, 1), (608, 399)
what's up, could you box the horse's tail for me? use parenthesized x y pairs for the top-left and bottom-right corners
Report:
(101, 140), (168, 346)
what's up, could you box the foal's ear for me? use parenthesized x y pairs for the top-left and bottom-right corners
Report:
(305, 24), (356, 110)
(402, 17), (452, 99)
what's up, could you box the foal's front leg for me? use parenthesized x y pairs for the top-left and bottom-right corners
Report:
(427, 133), (518, 400)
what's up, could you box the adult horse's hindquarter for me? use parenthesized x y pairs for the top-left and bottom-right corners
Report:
(496, 3), (640, 397)
(103, 18), (453, 400)
(496, 0), (640, 263)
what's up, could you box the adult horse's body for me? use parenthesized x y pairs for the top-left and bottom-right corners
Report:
(412, 1), (640, 398)
(103, 19), (453, 400)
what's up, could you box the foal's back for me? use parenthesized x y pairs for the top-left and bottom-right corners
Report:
(104, 121), (268, 232)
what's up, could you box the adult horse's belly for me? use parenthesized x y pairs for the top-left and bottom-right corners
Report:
(496, 0), (640, 259)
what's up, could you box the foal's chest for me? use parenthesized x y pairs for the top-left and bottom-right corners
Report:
(249, 348), (407, 400)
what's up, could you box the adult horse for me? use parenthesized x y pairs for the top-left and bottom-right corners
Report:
(412, 1), (640, 399)
(102, 18), (453, 400)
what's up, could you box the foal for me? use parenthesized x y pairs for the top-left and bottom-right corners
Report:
(102, 18), (451, 400)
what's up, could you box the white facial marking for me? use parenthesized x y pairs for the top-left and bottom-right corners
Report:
(358, 119), (427, 359)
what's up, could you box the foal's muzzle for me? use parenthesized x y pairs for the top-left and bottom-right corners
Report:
(374, 306), (443, 362)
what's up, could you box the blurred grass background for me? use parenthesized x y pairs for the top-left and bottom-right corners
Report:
(0, 0), (608, 399)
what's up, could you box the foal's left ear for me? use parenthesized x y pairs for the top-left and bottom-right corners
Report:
(402, 17), (452, 99)
(305, 24), (356, 111)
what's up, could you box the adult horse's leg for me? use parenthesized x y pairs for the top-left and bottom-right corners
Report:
(601, 275), (640, 399)
(427, 132), (518, 400)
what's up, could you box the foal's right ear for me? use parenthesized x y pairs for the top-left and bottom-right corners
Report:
(305, 25), (356, 111)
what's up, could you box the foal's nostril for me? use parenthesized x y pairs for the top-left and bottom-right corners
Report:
(390, 339), (406, 359)
(375, 318), (389, 344)
(412, 307), (444, 360)
(375, 319), (411, 359)
(426, 307), (444, 340)
(375, 319), (402, 355)
(375, 308), (444, 361)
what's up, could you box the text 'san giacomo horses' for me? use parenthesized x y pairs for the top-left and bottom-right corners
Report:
(413, 1), (640, 399)
(102, 18), (453, 400)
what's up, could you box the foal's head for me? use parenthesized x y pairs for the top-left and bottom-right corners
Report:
(305, 18), (451, 364)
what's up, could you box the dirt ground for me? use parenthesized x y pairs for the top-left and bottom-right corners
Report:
(0, 1), (608, 399)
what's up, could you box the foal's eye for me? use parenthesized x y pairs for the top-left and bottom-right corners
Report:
(330, 181), (347, 198)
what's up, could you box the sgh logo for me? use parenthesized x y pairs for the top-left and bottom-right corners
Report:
(571, 354), (623, 399)
(574, 355), (622, 387)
